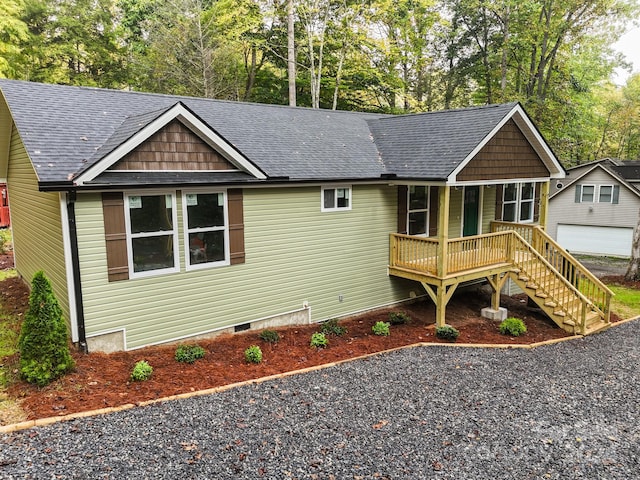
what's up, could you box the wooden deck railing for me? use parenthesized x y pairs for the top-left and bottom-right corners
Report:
(389, 234), (439, 276)
(492, 221), (613, 321)
(508, 231), (592, 331)
(390, 231), (513, 277)
(447, 232), (511, 274)
(531, 228), (613, 321)
(390, 226), (612, 329)
(490, 221), (538, 245)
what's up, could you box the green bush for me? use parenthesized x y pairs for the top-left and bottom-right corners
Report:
(435, 325), (460, 342)
(310, 332), (328, 348)
(499, 317), (527, 337)
(18, 271), (75, 386)
(372, 321), (390, 336)
(320, 318), (347, 336)
(258, 329), (280, 343)
(174, 344), (206, 363)
(389, 311), (411, 325)
(131, 360), (153, 381)
(244, 345), (263, 363)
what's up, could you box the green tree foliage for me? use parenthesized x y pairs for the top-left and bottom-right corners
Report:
(18, 271), (75, 387)
(0, 0), (29, 78)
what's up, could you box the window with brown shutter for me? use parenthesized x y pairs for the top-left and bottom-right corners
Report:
(103, 188), (246, 280)
(102, 192), (129, 282)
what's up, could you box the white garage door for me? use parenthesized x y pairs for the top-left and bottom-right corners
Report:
(557, 224), (633, 257)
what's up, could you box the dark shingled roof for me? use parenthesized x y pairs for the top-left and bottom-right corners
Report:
(367, 103), (518, 179)
(0, 80), (528, 186)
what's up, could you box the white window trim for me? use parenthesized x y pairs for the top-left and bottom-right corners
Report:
(580, 184), (595, 203)
(321, 185), (352, 212)
(182, 189), (231, 271)
(124, 191), (180, 279)
(597, 184), (614, 203)
(503, 182), (535, 224)
(407, 185), (430, 237)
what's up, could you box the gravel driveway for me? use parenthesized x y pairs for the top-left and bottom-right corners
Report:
(2, 321), (639, 479)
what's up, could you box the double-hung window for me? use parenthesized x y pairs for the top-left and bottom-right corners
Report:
(183, 191), (229, 269)
(126, 193), (179, 277)
(407, 185), (429, 235)
(502, 182), (535, 223)
(322, 186), (351, 211)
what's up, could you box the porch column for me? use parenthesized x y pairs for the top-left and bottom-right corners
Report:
(538, 181), (550, 229)
(436, 185), (450, 278)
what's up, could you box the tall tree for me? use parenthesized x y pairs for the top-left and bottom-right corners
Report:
(0, 0), (29, 78)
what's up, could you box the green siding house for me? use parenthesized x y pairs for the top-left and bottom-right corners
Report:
(0, 80), (611, 352)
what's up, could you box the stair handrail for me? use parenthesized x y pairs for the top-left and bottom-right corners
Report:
(531, 226), (613, 321)
(509, 231), (594, 333)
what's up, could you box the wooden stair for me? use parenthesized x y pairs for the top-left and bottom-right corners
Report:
(508, 265), (609, 335)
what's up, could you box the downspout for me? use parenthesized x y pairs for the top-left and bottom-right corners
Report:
(67, 191), (88, 353)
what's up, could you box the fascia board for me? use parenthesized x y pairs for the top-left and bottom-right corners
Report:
(74, 104), (266, 186)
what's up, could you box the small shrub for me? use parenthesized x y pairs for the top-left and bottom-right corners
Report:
(320, 318), (347, 336)
(435, 325), (460, 342)
(372, 321), (390, 336)
(499, 317), (527, 337)
(130, 360), (153, 381)
(389, 311), (411, 325)
(258, 329), (280, 343)
(174, 344), (206, 364)
(18, 271), (75, 386)
(244, 345), (263, 363)
(310, 332), (328, 348)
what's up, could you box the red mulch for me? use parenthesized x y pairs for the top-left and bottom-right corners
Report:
(0, 267), (632, 423)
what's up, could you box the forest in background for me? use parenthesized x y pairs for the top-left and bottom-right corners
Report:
(0, 0), (639, 164)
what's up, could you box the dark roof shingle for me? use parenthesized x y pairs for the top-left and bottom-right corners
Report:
(0, 80), (524, 186)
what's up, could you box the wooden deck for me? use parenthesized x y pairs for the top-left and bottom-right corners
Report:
(388, 223), (613, 335)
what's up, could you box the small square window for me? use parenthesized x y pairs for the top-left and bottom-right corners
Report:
(321, 186), (351, 211)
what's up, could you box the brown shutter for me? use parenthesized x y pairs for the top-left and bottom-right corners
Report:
(533, 182), (541, 223)
(495, 184), (504, 221)
(429, 186), (439, 236)
(397, 186), (408, 234)
(102, 192), (129, 281)
(228, 188), (245, 264)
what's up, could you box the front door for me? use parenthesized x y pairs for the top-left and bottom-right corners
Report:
(463, 186), (480, 237)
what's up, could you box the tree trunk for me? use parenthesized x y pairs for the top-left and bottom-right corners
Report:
(625, 208), (640, 281)
(287, 0), (296, 107)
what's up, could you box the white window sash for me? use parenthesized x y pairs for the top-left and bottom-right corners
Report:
(124, 191), (180, 279)
(182, 190), (231, 271)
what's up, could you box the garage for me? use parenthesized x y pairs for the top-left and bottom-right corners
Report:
(557, 224), (633, 257)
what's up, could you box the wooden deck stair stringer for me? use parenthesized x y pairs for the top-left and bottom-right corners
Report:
(507, 267), (607, 335)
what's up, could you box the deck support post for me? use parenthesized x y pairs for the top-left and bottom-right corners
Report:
(437, 186), (450, 278)
(486, 273), (509, 311)
(538, 181), (550, 230)
(422, 282), (458, 327)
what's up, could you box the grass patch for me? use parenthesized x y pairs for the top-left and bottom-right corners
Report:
(608, 284), (640, 319)
(0, 269), (17, 281)
(0, 288), (25, 424)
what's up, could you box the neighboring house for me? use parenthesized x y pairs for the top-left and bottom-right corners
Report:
(548, 159), (640, 257)
(0, 80), (612, 352)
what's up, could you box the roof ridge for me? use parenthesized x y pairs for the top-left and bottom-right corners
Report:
(367, 101), (519, 122)
(0, 79), (387, 119)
